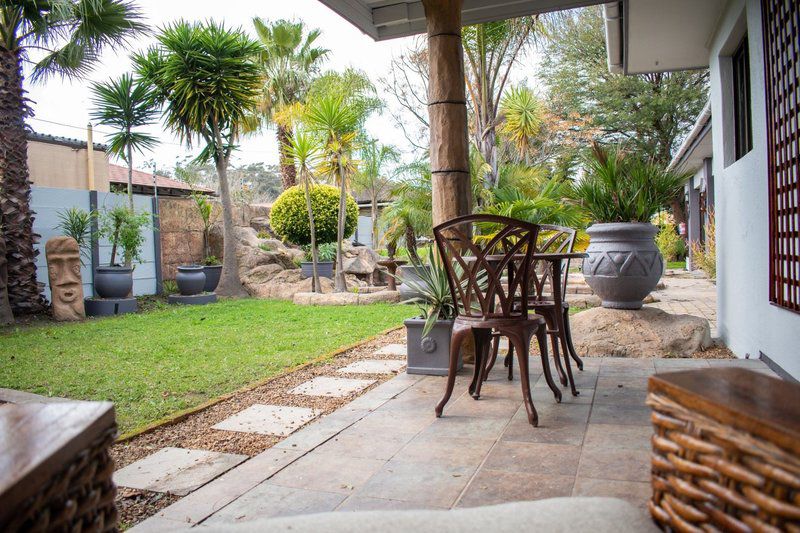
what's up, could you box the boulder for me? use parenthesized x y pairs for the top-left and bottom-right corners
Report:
(569, 307), (712, 358)
(248, 270), (334, 300)
(342, 245), (381, 275)
(293, 290), (401, 305)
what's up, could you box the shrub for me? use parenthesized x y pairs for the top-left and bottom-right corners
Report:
(655, 223), (686, 262)
(690, 210), (716, 279)
(303, 242), (337, 262)
(270, 184), (358, 245)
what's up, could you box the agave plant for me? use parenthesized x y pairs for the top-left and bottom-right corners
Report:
(399, 249), (456, 337)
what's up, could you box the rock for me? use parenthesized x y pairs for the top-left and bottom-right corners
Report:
(566, 294), (601, 308)
(569, 307), (712, 358)
(342, 245), (380, 275)
(249, 217), (273, 235)
(248, 270), (334, 300)
(293, 290), (401, 305)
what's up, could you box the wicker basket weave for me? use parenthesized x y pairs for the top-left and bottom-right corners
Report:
(4, 425), (118, 533)
(647, 392), (800, 532)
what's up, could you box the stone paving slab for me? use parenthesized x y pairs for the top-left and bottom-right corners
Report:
(337, 359), (406, 375)
(114, 447), (246, 496)
(290, 376), (376, 398)
(373, 344), (407, 357)
(212, 404), (320, 437)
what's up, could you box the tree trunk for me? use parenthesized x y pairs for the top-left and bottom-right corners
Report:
(125, 144), (134, 268)
(371, 194), (379, 249)
(334, 157), (347, 292)
(212, 124), (247, 297)
(405, 224), (420, 265)
(277, 125), (297, 190)
(671, 196), (687, 229)
(0, 48), (45, 314)
(302, 173), (321, 293)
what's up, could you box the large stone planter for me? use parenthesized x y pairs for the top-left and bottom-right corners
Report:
(405, 318), (461, 376)
(582, 223), (663, 310)
(94, 266), (133, 299)
(176, 265), (206, 296)
(398, 264), (431, 301)
(300, 261), (334, 279)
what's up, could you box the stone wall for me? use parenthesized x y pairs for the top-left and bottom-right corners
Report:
(158, 197), (270, 280)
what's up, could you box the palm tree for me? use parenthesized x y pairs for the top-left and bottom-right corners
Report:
(90, 73), (159, 212)
(380, 161), (433, 264)
(251, 18), (328, 190)
(498, 86), (545, 164)
(0, 0), (145, 314)
(285, 129), (323, 292)
(352, 140), (399, 248)
(134, 21), (261, 297)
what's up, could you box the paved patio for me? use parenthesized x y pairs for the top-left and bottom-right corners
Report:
(133, 353), (777, 531)
(648, 274), (718, 336)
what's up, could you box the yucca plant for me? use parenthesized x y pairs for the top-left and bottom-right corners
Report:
(56, 207), (95, 264)
(399, 249), (456, 337)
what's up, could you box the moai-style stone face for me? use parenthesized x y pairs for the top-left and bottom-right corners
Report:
(0, 236), (12, 325)
(45, 237), (85, 321)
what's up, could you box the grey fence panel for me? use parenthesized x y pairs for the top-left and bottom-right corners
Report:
(95, 192), (157, 296)
(355, 215), (373, 248)
(31, 187), (93, 301)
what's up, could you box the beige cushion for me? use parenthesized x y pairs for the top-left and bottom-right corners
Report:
(203, 497), (658, 533)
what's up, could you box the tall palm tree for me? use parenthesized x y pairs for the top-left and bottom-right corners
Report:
(498, 85), (545, 164)
(90, 73), (159, 212)
(285, 129), (323, 292)
(352, 140), (399, 248)
(251, 18), (328, 190)
(0, 0), (145, 314)
(134, 21), (261, 297)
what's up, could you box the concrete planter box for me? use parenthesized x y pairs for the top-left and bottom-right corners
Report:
(404, 318), (461, 376)
(300, 261), (334, 279)
(582, 222), (664, 310)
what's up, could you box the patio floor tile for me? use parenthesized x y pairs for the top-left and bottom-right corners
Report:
(577, 445), (651, 483)
(445, 395), (522, 419)
(114, 447), (247, 496)
(501, 418), (587, 446)
(583, 423), (652, 450)
(337, 359), (406, 374)
(202, 482), (346, 524)
(314, 426), (419, 460)
(268, 451), (386, 494)
(457, 469), (574, 507)
(481, 441), (582, 477)
(592, 386), (648, 406)
(211, 404), (319, 436)
(392, 435), (496, 469)
(374, 343), (407, 356)
(355, 460), (475, 507)
(289, 376), (376, 398)
(572, 477), (651, 509)
(589, 403), (652, 425)
(419, 415), (509, 440)
(337, 495), (447, 512)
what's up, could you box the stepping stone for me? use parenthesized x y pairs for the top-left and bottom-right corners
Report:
(114, 447), (246, 496)
(212, 404), (320, 437)
(338, 359), (406, 375)
(374, 344), (407, 357)
(290, 376), (376, 398)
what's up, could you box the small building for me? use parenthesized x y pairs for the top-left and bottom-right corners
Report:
(352, 191), (390, 249)
(26, 132), (110, 192)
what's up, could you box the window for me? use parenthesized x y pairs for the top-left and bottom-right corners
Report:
(764, 0), (800, 312)
(732, 36), (752, 160)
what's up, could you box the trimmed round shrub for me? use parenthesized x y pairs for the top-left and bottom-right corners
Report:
(270, 184), (358, 246)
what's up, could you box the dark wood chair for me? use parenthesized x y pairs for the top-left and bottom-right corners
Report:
(481, 225), (584, 397)
(433, 214), (560, 426)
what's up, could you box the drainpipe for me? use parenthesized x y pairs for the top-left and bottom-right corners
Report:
(86, 123), (96, 190)
(604, 2), (623, 74)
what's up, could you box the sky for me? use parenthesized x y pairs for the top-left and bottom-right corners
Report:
(24, 0), (540, 173)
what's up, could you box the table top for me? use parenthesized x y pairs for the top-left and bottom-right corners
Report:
(649, 368), (800, 455)
(467, 252), (588, 262)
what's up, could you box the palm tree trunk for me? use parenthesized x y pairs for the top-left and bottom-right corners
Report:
(0, 48), (45, 314)
(335, 157), (347, 292)
(277, 125), (297, 190)
(371, 194), (379, 249)
(302, 174), (320, 292)
(405, 224), (420, 265)
(212, 123), (247, 297)
(125, 143), (134, 268)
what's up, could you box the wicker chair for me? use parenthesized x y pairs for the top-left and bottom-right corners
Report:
(433, 214), (560, 426)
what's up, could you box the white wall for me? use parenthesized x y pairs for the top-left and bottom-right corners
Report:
(710, 0), (800, 379)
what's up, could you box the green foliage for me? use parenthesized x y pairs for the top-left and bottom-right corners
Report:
(202, 255), (220, 266)
(270, 185), (357, 245)
(655, 223), (686, 262)
(162, 279), (178, 295)
(256, 230), (271, 239)
(400, 250), (456, 337)
(56, 207), (95, 263)
(190, 192), (216, 258)
(380, 161), (433, 263)
(498, 86), (545, 162)
(259, 243), (272, 252)
(690, 210), (716, 279)
(570, 144), (691, 223)
(98, 206), (150, 266)
(305, 242), (337, 262)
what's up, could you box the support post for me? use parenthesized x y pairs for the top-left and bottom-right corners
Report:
(423, 0), (471, 227)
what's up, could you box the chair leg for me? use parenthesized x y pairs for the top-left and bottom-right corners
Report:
(536, 324), (562, 403)
(436, 323), (471, 418)
(470, 329), (492, 399)
(563, 307), (584, 371)
(506, 344), (514, 381)
(481, 335), (500, 383)
(508, 329), (538, 427)
(543, 312), (568, 386)
(554, 308), (580, 397)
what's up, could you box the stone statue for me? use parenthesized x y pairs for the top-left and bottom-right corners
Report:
(45, 237), (85, 321)
(0, 235), (12, 326)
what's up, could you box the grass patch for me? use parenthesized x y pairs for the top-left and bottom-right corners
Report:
(0, 299), (413, 433)
(667, 261), (686, 270)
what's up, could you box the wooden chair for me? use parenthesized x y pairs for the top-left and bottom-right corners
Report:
(433, 214), (560, 426)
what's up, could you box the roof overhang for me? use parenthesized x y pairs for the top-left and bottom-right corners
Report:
(669, 102), (712, 173)
(318, 0), (604, 41)
(604, 0), (726, 74)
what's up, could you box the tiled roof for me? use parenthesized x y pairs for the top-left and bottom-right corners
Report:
(108, 164), (215, 194)
(27, 131), (108, 151)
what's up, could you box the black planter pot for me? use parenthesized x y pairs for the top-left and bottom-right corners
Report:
(94, 266), (133, 299)
(203, 265), (222, 292)
(405, 318), (461, 376)
(176, 265), (206, 296)
(300, 261), (334, 279)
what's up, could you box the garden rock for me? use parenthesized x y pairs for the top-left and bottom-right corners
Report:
(248, 270), (335, 300)
(342, 245), (381, 275)
(569, 307), (712, 357)
(293, 290), (400, 305)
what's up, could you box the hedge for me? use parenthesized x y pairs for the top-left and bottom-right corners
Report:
(270, 184), (358, 245)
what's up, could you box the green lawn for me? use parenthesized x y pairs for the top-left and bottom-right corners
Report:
(667, 261), (687, 270)
(0, 300), (413, 433)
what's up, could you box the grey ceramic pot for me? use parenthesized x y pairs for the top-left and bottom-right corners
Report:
(94, 266), (133, 299)
(582, 222), (664, 309)
(176, 265), (206, 296)
(300, 261), (334, 279)
(203, 265), (222, 292)
(398, 264), (431, 301)
(405, 318), (462, 376)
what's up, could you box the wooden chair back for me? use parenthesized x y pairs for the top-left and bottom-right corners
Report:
(529, 225), (577, 302)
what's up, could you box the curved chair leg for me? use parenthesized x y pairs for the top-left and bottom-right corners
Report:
(563, 307), (584, 371)
(506, 344), (515, 381)
(508, 329), (538, 427)
(536, 325), (562, 403)
(469, 328), (491, 399)
(481, 335), (500, 383)
(543, 312), (568, 387)
(436, 323), (471, 418)
(554, 309), (580, 397)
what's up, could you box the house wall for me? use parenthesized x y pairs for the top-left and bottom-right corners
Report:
(710, 0), (800, 379)
(27, 141), (110, 192)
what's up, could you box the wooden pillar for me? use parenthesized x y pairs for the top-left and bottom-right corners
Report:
(423, 0), (471, 227)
